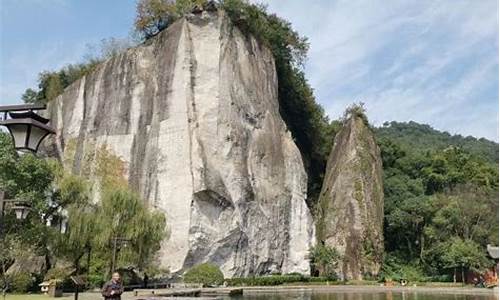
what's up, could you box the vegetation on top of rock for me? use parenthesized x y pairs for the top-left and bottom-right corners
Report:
(21, 0), (334, 206)
(315, 107), (384, 280)
(219, 0), (335, 205)
(135, 0), (208, 39)
(132, 0), (335, 206)
(21, 38), (133, 105)
(341, 102), (369, 126)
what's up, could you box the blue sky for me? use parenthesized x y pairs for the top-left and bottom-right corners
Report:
(1, 0), (498, 141)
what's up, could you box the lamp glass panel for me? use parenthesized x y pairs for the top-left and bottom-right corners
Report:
(13, 205), (30, 220)
(13, 207), (27, 219)
(22, 208), (30, 219)
(9, 124), (28, 149)
(27, 125), (48, 151)
(14, 207), (23, 219)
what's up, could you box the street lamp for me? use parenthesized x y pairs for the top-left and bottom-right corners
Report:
(0, 104), (55, 153)
(0, 103), (54, 223)
(0, 191), (30, 221)
(11, 204), (30, 220)
(0, 103), (53, 299)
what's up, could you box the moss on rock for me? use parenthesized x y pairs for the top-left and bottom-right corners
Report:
(316, 113), (384, 280)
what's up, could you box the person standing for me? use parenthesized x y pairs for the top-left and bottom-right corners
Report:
(143, 273), (149, 288)
(101, 272), (124, 300)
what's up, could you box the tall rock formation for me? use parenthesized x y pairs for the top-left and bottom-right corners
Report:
(316, 114), (384, 280)
(45, 9), (315, 277)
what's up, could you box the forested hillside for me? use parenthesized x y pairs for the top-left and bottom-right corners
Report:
(375, 121), (498, 281)
(377, 121), (498, 164)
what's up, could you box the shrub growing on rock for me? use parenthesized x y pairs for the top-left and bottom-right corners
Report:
(183, 263), (224, 287)
(309, 244), (341, 280)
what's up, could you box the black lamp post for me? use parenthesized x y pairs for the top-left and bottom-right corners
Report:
(0, 103), (54, 220)
(0, 103), (55, 298)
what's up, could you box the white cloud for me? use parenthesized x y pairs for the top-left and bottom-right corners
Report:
(260, 0), (499, 141)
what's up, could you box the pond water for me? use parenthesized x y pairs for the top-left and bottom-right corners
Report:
(226, 289), (496, 300)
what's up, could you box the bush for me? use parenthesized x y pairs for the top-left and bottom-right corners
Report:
(87, 274), (106, 289)
(309, 244), (341, 279)
(226, 274), (338, 286)
(227, 274), (304, 286)
(183, 263), (224, 287)
(9, 272), (34, 293)
(44, 267), (72, 281)
(380, 256), (428, 282)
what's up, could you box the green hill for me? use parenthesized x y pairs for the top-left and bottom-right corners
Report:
(373, 120), (498, 280)
(376, 121), (498, 164)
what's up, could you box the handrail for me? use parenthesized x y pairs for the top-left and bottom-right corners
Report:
(0, 104), (46, 112)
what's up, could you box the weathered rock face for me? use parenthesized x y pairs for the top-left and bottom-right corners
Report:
(44, 10), (315, 277)
(316, 115), (384, 280)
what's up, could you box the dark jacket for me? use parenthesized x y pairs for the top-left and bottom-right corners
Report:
(101, 280), (123, 300)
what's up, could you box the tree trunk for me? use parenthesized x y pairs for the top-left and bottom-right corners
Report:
(419, 234), (425, 261)
(74, 252), (84, 275)
(453, 267), (456, 283)
(461, 266), (465, 285)
(86, 246), (91, 278)
(75, 258), (80, 275)
(405, 237), (414, 258)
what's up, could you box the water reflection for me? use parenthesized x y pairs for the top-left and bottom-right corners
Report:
(228, 290), (497, 300)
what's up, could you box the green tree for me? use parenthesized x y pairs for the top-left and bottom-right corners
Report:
(0, 133), (62, 286)
(440, 238), (490, 283)
(94, 186), (166, 274)
(20, 88), (39, 104)
(378, 125), (498, 280)
(342, 102), (369, 126)
(20, 37), (130, 105)
(376, 121), (498, 165)
(309, 244), (341, 279)
(183, 263), (224, 287)
(134, 0), (206, 39)
(53, 175), (97, 275)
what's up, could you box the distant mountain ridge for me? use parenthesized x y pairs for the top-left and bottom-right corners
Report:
(375, 121), (498, 164)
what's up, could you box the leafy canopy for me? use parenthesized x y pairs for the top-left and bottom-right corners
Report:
(183, 263), (224, 287)
(377, 122), (498, 279)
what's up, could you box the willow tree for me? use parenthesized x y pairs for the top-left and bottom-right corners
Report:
(53, 174), (96, 275)
(94, 187), (166, 274)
